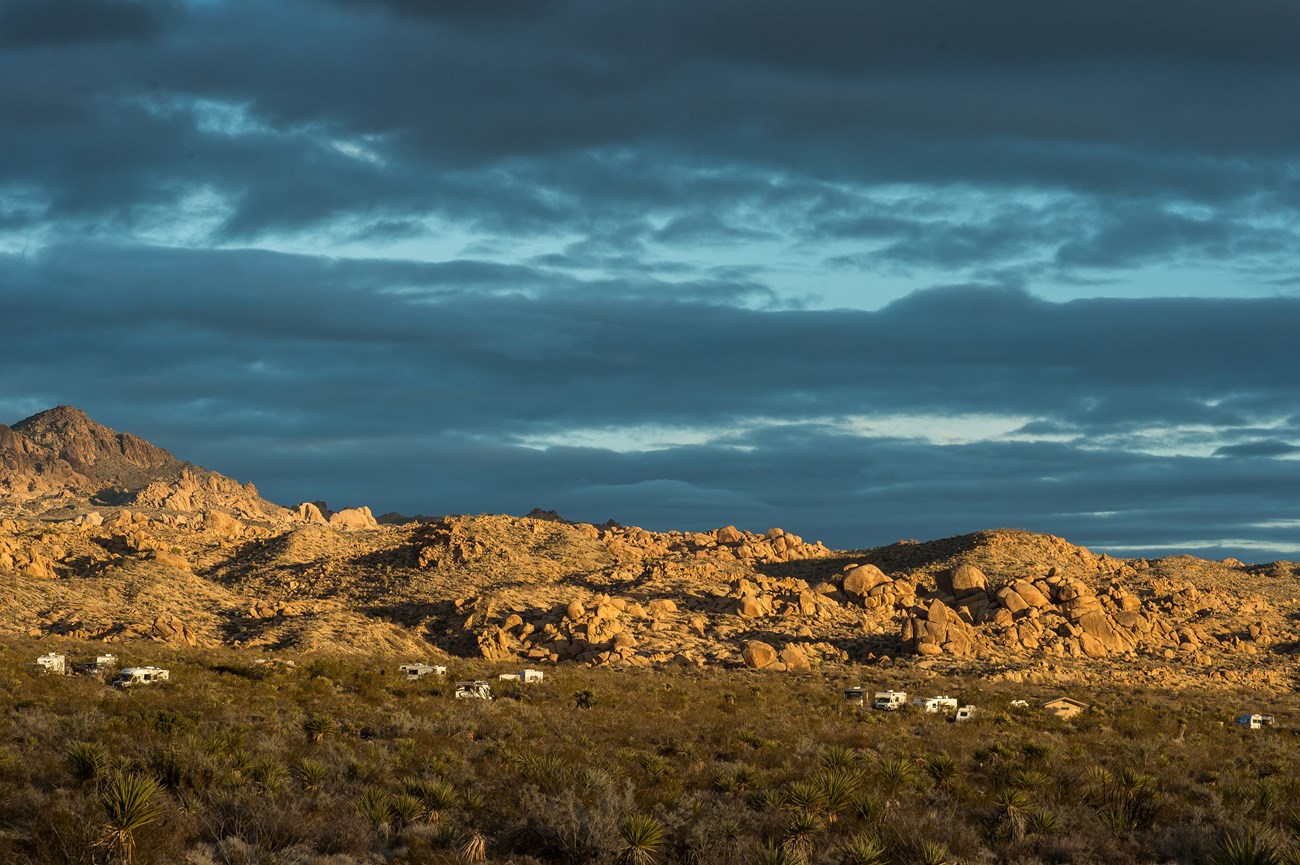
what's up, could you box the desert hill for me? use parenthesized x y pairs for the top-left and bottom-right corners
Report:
(1, 407), (1297, 690)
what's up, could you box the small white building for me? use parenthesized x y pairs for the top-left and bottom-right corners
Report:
(112, 666), (169, 688)
(34, 653), (66, 674)
(400, 663), (447, 680)
(1236, 713), (1275, 730)
(873, 690), (908, 711)
(1009, 699), (1029, 709)
(843, 686), (866, 706)
(914, 695), (959, 714)
(955, 705), (977, 722)
(454, 680), (492, 700)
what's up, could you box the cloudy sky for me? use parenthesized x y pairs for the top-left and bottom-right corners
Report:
(3, 0), (1298, 560)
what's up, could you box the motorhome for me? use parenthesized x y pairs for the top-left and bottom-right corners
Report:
(843, 686), (866, 706)
(873, 690), (908, 711)
(454, 681), (492, 700)
(112, 666), (169, 688)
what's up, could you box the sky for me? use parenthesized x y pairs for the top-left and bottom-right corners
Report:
(2, 0), (1299, 561)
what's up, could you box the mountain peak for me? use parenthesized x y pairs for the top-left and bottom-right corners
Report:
(11, 405), (176, 476)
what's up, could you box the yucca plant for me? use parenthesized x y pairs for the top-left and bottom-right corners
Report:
(819, 745), (859, 774)
(813, 770), (861, 822)
(357, 788), (394, 837)
(248, 758), (288, 793)
(303, 711), (336, 744)
(838, 831), (887, 865)
(1025, 806), (1059, 836)
(458, 829), (489, 863)
(874, 756), (916, 800)
(67, 741), (109, 785)
(781, 808), (824, 864)
(924, 754), (960, 790)
(783, 780), (829, 816)
(748, 840), (801, 865)
(993, 788), (1029, 843)
(915, 839), (951, 865)
(404, 777), (459, 824)
(617, 813), (667, 865)
(1210, 829), (1282, 865)
(98, 771), (165, 865)
(294, 757), (329, 790)
(390, 791), (424, 828)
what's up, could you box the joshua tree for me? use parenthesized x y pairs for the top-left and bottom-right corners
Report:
(98, 772), (164, 865)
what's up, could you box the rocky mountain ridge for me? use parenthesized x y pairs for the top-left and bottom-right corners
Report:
(1, 407), (1297, 690)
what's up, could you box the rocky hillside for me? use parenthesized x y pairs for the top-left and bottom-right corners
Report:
(1, 408), (1297, 689)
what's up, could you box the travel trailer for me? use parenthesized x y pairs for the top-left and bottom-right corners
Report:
(454, 680), (492, 700)
(873, 690), (908, 711)
(955, 705), (977, 722)
(400, 663), (447, 680)
(112, 666), (169, 688)
(914, 695), (959, 714)
(499, 669), (544, 683)
(33, 653), (66, 675)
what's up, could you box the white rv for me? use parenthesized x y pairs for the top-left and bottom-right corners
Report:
(914, 695), (958, 714)
(1236, 713), (1275, 730)
(454, 681), (492, 700)
(112, 666), (169, 688)
(521, 668), (544, 683)
(34, 653), (66, 675)
(955, 705), (977, 722)
(873, 690), (908, 711)
(400, 663), (447, 680)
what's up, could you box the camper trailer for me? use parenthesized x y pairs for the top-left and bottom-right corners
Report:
(1236, 713), (1276, 730)
(74, 654), (118, 677)
(499, 669), (544, 683)
(873, 690), (908, 711)
(454, 681), (492, 700)
(955, 705), (977, 722)
(112, 666), (169, 688)
(843, 686), (866, 706)
(914, 695), (959, 714)
(400, 663), (447, 680)
(34, 653), (66, 675)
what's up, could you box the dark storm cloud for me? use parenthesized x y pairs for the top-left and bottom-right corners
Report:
(4, 0), (1300, 278)
(3, 243), (1299, 558)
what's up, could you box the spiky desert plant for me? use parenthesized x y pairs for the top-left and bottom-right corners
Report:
(1210, 830), (1282, 865)
(67, 741), (109, 785)
(748, 840), (801, 865)
(294, 757), (329, 790)
(98, 771), (164, 865)
(303, 711), (336, 744)
(783, 780), (829, 816)
(993, 788), (1029, 843)
(617, 814), (667, 865)
(838, 831), (888, 865)
(781, 808), (824, 864)
(357, 788), (394, 837)
(1025, 807), (1060, 836)
(816, 770), (862, 823)
(248, 757), (288, 793)
(404, 777), (459, 824)
(819, 745), (859, 773)
(458, 829), (489, 863)
(874, 756), (916, 800)
(915, 839), (951, 865)
(924, 754), (960, 790)
(390, 792), (424, 828)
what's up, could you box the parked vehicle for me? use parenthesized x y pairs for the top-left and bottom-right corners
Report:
(112, 666), (169, 688)
(454, 680), (492, 700)
(873, 690), (908, 711)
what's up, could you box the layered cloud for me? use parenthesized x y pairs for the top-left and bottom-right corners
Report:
(1, 0), (1297, 557)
